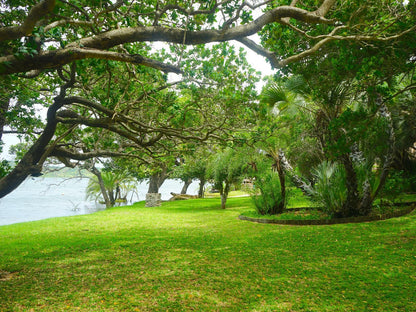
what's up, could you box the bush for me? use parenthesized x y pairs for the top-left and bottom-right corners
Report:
(309, 161), (347, 217)
(381, 170), (408, 203)
(251, 170), (286, 215)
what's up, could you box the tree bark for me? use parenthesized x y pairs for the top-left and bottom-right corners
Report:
(90, 166), (112, 208)
(0, 98), (63, 198)
(180, 178), (192, 194)
(0, 97), (10, 141)
(198, 177), (205, 198)
(274, 154), (286, 214)
(220, 182), (231, 209)
(147, 167), (168, 193)
(340, 154), (360, 217)
(279, 150), (313, 195)
(220, 193), (227, 209)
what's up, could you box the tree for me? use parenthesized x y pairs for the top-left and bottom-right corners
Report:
(256, 0), (415, 217)
(0, 40), (258, 198)
(0, 0), (382, 76)
(207, 147), (248, 209)
(170, 146), (213, 197)
(1, 0), (414, 200)
(86, 168), (137, 208)
(256, 77), (320, 195)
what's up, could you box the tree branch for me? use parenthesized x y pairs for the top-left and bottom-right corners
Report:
(0, 47), (181, 75)
(0, 6), (333, 75)
(50, 147), (149, 161)
(0, 0), (56, 42)
(44, 20), (95, 33)
(313, 0), (337, 17)
(237, 37), (281, 68)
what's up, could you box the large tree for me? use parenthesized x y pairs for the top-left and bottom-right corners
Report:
(0, 0), (346, 76)
(0, 40), (258, 197)
(261, 1), (416, 217)
(1, 0), (414, 199)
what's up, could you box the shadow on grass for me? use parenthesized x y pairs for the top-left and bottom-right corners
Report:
(127, 197), (254, 214)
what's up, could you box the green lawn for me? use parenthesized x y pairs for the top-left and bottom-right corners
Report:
(1, 197), (415, 311)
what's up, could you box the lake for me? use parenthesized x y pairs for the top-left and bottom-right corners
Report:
(0, 177), (198, 226)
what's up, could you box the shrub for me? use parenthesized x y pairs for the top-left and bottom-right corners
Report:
(251, 170), (286, 215)
(383, 170), (407, 201)
(309, 161), (347, 217)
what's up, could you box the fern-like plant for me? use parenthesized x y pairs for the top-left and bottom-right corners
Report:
(310, 161), (347, 217)
(251, 170), (286, 215)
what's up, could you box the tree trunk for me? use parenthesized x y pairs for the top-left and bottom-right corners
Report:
(115, 184), (121, 201)
(180, 178), (192, 194)
(91, 166), (112, 208)
(220, 182), (231, 209)
(147, 167), (168, 193)
(358, 179), (373, 216)
(0, 96), (10, 141)
(276, 154), (286, 213)
(279, 150), (313, 195)
(220, 193), (227, 209)
(0, 99), (63, 198)
(198, 177), (205, 198)
(147, 175), (159, 193)
(340, 154), (360, 217)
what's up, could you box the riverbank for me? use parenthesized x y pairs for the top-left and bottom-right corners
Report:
(0, 177), (198, 226)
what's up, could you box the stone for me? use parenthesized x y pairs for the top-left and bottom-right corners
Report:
(145, 193), (161, 207)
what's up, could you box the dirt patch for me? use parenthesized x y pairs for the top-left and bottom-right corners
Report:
(0, 270), (18, 281)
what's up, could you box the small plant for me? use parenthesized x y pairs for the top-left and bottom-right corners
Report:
(309, 161), (347, 217)
(250, 170), (286, 215)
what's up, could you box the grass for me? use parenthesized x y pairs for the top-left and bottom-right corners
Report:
(204, 190), (250, 198)
(1, 197), (416, 311)
(242, 209), (330, 221)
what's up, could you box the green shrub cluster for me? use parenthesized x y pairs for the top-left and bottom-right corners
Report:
(250, 170), (285, 215)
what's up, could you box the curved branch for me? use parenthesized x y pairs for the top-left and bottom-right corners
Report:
(0, 0), (56, 42)
(50, 147), (148, 161)
(279, 24), (416, 66)
(44, 20), (95, 33)
(0, 47), (181, 75)
(76, 7), (333, 49)
(237, 37), (281, 68)
(0, 6), (333, 75)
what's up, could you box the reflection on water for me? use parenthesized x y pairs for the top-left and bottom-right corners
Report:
(0, 177), (198, 226)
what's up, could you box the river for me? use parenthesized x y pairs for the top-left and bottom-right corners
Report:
(0, 177), (198, 226)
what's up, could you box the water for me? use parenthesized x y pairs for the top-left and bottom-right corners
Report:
(0, 177), (198, 226)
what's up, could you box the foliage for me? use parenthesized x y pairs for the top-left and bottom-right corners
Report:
(86, 170), (137, 205)
(206, 147), (249, 208)
(379, 170), (409, 203)
(0, 160), (11, 178)
(309, 161), (348, 217)
(251, 169), (286, 215)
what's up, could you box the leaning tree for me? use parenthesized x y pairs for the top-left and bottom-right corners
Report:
(1, 0), (414, 198)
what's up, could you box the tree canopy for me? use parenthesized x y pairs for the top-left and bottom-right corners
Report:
(0, 0), (415, 199)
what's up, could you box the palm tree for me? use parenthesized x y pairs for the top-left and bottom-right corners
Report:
(258, 78), (314, 209)
(86, 169), (137, 208)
